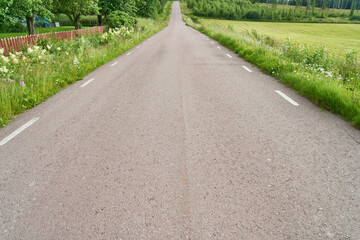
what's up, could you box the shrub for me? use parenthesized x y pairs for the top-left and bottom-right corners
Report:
(245, 10), (261, 20)
(350, 15), (360, 21)
(106, 11), (137, 28)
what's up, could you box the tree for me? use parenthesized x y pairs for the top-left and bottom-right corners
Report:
(9, 0), (53, 35)
(97, 0), (137, 26)
(350, 0), (357, 16)
(53, 0), (99, 30)
(0, 0), (13, 22)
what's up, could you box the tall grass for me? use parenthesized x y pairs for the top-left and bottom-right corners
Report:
(182, 3), (360, 128)
(0, 2), (171, 127)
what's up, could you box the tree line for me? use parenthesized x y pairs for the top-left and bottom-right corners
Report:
(184, 0), (360, 22)
(0, 0), (169, 35)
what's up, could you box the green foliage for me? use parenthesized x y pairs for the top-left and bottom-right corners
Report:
(106, 10), (137, 28)
(245, 10), (261, 19)
(136, 0), (169, 18)
(52, 0), (99, 29)
(183, 0), (357, 23)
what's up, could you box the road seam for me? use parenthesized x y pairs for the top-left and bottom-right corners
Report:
(0, 118), (39, 146)
(276, 90), (300, 106)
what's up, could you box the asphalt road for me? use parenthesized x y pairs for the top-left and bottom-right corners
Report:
(1, 2), (360, 239)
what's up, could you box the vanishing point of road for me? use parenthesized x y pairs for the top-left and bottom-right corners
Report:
(1, 2), (359, 239)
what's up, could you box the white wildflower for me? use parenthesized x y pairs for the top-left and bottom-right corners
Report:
(12, 58), (19, 64)
(65, 52), (69, 55)
(38, 55), (42, 60)
(47, 45), (51, 50)
(57, 47), (61, 51)
(27, 48), (33, 54)
(0, 66), (8, 73)
(0, 48), (3, 55)
(33, 46), (40, 51)
(15, 51), (22, 56)
(1, 55), (9, 63)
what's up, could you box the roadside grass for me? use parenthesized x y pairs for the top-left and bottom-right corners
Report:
(0, 26), (87, 39)
(181, 3), (360, 128)
(200, 19), (360, 54)
(0, 2), (172, 127)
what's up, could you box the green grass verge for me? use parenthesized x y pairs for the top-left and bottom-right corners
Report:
(182, 4), (360, 128)
(0, 2), (172, 127)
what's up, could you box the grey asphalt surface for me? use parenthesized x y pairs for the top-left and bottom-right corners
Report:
(1, 2), (360, 239)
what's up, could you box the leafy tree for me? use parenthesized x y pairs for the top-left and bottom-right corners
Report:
(350, 0), (357, 16)
(8, 0), (53, 35)
(97, 0), (137, 25)
(53, 0), (99, 29)
(0, 0), (13, 22)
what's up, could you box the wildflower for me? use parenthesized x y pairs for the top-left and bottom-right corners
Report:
(15, 52), (22, 56)
(9, 79), (15, 83)
(1, 55), (9, 63)
(47, 45), (51, 50)
(22, 56), (27, 60)
(19, 81), (25, 86)
(12, 58), (19, 64)
(57, 47), (61, 51)
(27, 48), (33, 54)
(38, 56), (42, 60)
(65, 52), (69, 55)
(33, 46), (40, 51)
(74, 57), (79, 65)
(9, 53), (16, 59)
(0, 66), (8, 73)
(41, 49), (46, 55)
(0, 48), (3, 55)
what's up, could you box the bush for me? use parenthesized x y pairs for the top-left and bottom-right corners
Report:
(106, 11), (137, 28)
(350, 15), (360, 21)
(0, 21), (27, 33)
(245, 10), (261, 20)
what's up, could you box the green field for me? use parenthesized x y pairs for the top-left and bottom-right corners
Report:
(200, 19), (360, 54)
(0, 26), (88, 39)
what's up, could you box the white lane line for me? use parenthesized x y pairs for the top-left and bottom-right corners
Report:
(211, 41), (214, 44)
(136, 46), (141, 49)
(226, 54), (232, 58)
(217, 46), (221, 50)
(127, 52), (132, 56)
(110, 61), (118, 67)
(0, 118), (39, 146)
(242, 66), (252, 73)
(80, 78), (95, 88)
(207, 38), (209, 40)
(275, 90), (300, 106)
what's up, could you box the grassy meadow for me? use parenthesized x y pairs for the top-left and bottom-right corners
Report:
(201, 19), (360, 54)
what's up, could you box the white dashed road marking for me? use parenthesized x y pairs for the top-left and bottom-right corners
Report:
(110, 61), (118, 67)
(80, 78), (95, 88)
(127, 52), (132, 56)
(226, 54), (232, 58)
(242, 66), (252, 73)
(276, 90), (300, 106)
(0, 118), (39, 146)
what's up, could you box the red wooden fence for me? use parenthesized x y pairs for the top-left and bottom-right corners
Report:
(0, 26), (107, 55)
